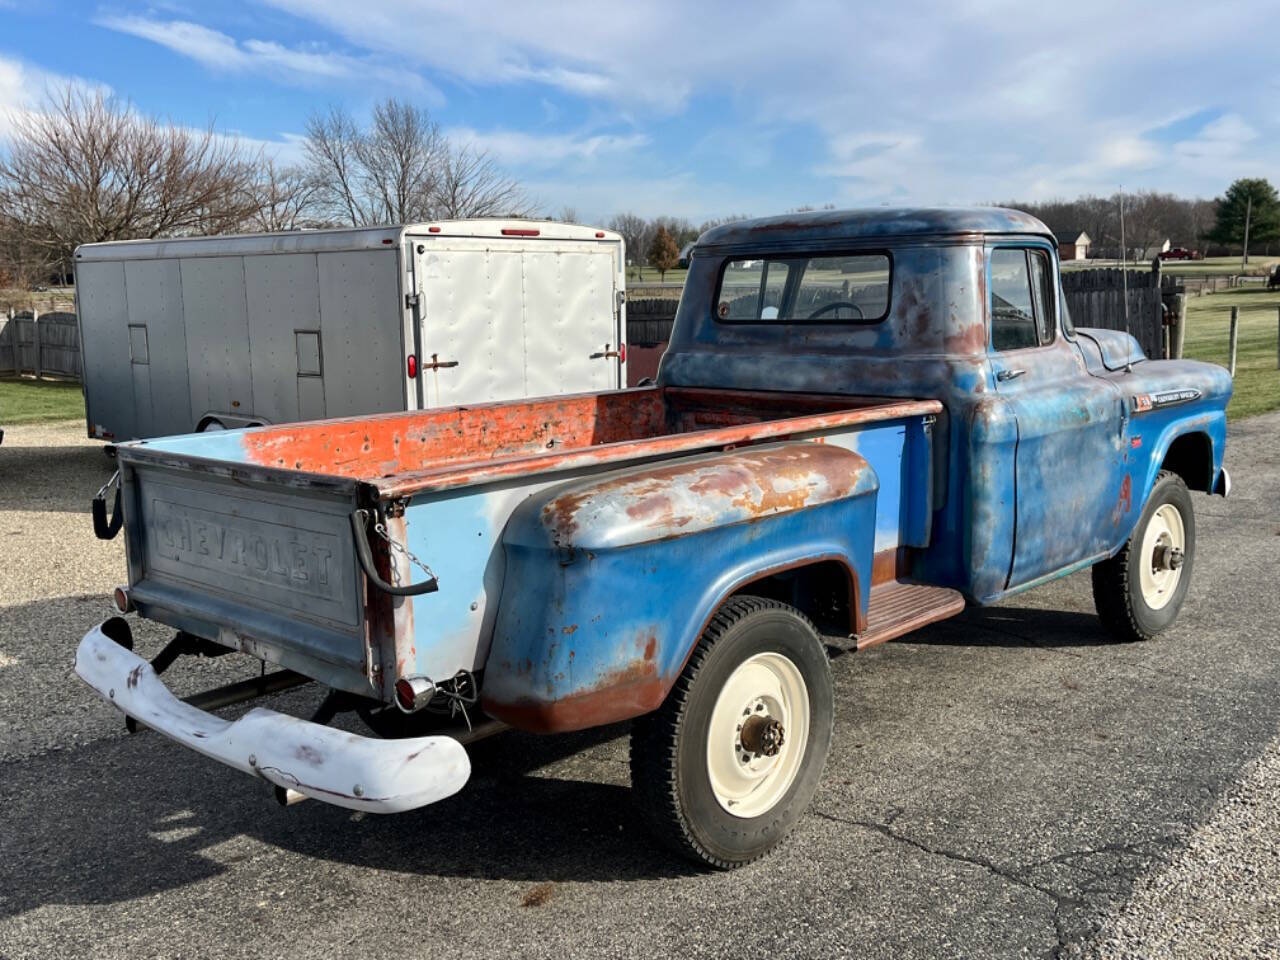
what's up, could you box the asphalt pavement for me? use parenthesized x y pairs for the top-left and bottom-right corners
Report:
(0, 415), (1277, 959)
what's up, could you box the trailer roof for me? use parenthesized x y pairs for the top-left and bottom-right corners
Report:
(696, 207), (1054, 250)
(74, 220), (621, 261)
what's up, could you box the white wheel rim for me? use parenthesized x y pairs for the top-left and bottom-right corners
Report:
(1139, 503), (1186, 610)
(706, 651), (810, 819)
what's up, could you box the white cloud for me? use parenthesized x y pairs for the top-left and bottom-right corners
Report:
(95, 14), (442, 102)
(0, 54), (110, 140)
(1098, 136), (1161, 170)
(1174, 113), (1259, 161)
(446, 127), (649, 167)
(249, 0), (1278, 205)
(0, 52), (303, 165)
(11, 2), (1278, 215)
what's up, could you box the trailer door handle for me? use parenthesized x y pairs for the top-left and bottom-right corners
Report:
(590, 343), (622, 359)
(996, 368), (1026, 382)
(350, 511), (439, 597)
(422, 353), (458, 371)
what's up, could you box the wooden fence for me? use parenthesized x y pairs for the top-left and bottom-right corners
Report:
(1060, 267), (1178, 359)
(0, 311), (83, 379)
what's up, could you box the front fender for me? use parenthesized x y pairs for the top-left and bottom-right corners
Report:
(1111, 359), (1231, 555)
(481, 443), (878, 733)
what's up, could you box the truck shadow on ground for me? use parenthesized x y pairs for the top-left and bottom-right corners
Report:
(0, 717), (691, 919)
(894, 604), (1122, 649)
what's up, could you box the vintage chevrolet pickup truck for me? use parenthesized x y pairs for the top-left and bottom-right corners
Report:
(77, 208), (1232, 868)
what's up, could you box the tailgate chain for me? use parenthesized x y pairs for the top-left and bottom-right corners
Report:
(373, 520), (438, 586)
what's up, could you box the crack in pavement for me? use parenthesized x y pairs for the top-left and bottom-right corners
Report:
(809, 809), (1180, 958)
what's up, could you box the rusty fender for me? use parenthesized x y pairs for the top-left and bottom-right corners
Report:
(481, 442), (879, 733)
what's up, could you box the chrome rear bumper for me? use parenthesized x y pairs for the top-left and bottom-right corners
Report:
(75, 623), (470, 813)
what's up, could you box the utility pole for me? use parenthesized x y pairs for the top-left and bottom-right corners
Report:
(1119, 187), (1130, 338)
(1241, 195), (1252, 270)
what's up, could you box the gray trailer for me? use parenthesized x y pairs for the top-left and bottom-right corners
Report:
(74, 220), (626, 441)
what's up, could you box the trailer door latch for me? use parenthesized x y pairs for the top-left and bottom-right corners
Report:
(422, 353), (458, 371)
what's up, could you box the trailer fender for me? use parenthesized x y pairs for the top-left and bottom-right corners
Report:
(481, 442), (879, 733)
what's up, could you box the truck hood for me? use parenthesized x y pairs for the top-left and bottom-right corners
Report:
(1075, 327), (1146, 371)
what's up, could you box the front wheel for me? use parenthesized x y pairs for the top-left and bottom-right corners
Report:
(630, 596), (834, 869)
(1092, 470), (1196, 642)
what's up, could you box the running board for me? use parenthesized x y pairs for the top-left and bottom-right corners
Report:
(845, 581), (966, 651)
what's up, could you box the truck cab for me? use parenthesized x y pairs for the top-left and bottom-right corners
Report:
(661, 207), (1231, 604)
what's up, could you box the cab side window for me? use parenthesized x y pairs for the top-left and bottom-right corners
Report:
(990, 248), (1055, 351)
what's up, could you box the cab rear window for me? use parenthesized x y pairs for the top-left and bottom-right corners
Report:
(715, 253), (891, 323)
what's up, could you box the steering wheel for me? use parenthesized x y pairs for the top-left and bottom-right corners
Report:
(806, 300), (864, 320)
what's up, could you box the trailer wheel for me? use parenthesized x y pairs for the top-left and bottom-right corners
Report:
(1092, 470), (1196, 642)
(630, 596), (833, 869)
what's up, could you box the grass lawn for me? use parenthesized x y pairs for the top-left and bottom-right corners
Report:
(1062, 256), (1280, 278)
(0, 378), (86, 425)
(1163, 256), (1280, 278)
(1180, 288), (1280, 420)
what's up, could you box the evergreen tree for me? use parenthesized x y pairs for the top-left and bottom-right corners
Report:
(1208, 178), (1280, 260)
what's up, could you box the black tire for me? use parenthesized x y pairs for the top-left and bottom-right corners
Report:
(630, 596), (834, 869)
(1092, 470), (1196, 642)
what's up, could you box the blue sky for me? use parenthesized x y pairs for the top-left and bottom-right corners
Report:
(2, 0), (1278, 223)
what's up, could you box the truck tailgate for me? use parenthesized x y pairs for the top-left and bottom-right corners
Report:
(117, 451), (369, 689)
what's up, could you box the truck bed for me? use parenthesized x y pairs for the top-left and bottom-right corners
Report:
(136, 386), (937, 497)
(115, 387), (943, 702)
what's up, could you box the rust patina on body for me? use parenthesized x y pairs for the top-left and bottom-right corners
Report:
(77, 206), (1233, 823)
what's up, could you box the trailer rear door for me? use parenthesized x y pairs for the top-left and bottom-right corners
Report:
(414, 238), (621, 407)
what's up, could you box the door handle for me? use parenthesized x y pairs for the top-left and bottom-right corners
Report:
(996, 368), (1026, 382)
(422, 353), (459, 371)
(590, 343), (622, 360)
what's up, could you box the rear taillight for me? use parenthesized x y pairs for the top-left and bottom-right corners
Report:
(618, 343), (627, 363)
(407, 354), (418, 378)
(113, 585), (133, 613)
(395, 676), (435, 713)
(501, 228), (540, 237)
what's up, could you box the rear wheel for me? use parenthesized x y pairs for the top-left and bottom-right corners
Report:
(630, 596), (834, 869)
(1092, 470), (1195, 642)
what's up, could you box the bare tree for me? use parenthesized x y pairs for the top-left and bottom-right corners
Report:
(698, 214), (750, 233)
(246, 160), (322, 232)
(433, 143), (530, 219)
(650, 215), (697, 249)
(303, 105), (367, 225)
(304, 100), (528, 225)
(608, 212), (649, 267)
(356, 99), (443, 224)
(0, 87), (262, 273)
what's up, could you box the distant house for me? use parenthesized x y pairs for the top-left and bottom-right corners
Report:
(678, 242), (696, 268)
(1056, 230), (1092, 261)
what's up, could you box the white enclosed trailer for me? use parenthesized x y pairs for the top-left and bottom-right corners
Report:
(74, 220), (626, 441)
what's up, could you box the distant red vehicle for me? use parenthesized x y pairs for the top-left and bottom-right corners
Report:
(1159, 247), (1196, 261)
